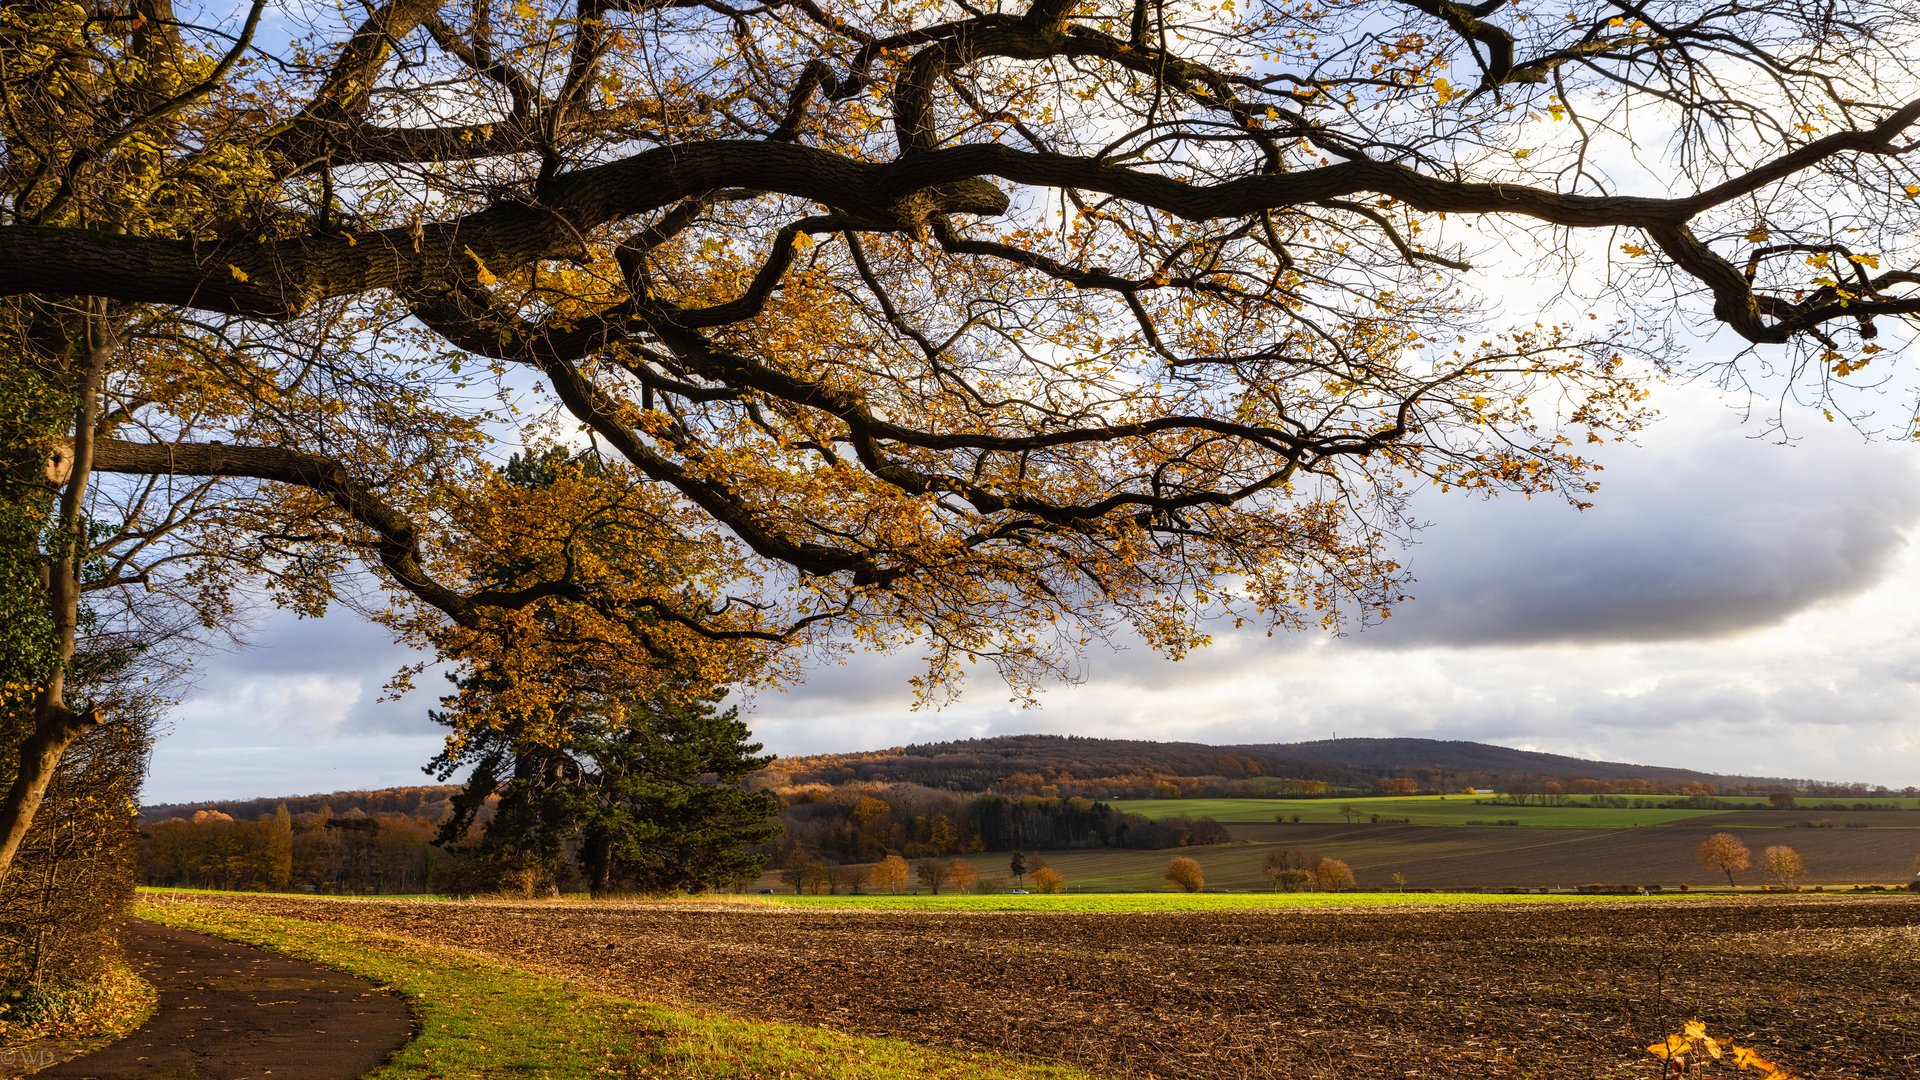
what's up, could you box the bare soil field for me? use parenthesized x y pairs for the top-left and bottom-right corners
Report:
(877, 824), (1920, 893)
(173, 893), (1920, 1079)
(1213, 823), (1920, 889)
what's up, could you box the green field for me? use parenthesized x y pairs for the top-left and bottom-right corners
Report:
(750, 890), (1692, 912)
(1111, 793), (1757, 827)
(1796, 797), (1920, 810)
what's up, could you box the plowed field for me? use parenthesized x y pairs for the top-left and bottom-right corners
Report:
(170, 893), (1920, 1079)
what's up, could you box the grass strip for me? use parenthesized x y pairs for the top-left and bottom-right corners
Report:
(739, 890), (1712, 912)
(136, 901), (1086, 1080)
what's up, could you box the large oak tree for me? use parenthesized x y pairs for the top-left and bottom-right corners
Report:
(2, 0), (1917, 883)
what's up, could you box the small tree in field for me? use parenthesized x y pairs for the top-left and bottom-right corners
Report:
(828, 863), (868, 895)
(915, 859), (955, 895)
(1762, 845), (1806, 889)
(1263, 848), (1313, 890)
(947, 859), (980, 895)
(1165, 856), (1205, 893)
(1009, 851), (1027, 888)
(780, 853), (825, 895)
(1031, 867), (1066, 894)
(870, 855), (910, 895)
(1697, 833), (1752, 887)
(1311, 858), (1357, 891)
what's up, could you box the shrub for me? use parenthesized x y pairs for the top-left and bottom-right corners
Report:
(1310, 858), (1356, 891)
(1164, 856), (1205, 893)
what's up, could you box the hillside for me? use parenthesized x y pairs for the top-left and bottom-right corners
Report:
(141, 784), (462, 825)
(761, 734), (1812, 796)
(1239, 738), (1804, 791)
(143, 735), (1882, 824)
(757, 734), (1339, 792)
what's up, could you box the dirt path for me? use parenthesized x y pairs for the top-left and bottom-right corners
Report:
(30, 920), (413, 1079)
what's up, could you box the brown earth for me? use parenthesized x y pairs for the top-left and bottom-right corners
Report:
(1217, 822), (1920, 888)
(29, 920), (413, 1079)
(1687, 811), (1920, 830)
(174, 893), (1920, 1080)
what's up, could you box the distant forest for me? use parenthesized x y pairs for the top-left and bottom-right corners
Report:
(139, 735), (1911, 894)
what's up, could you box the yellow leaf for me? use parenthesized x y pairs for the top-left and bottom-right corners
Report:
(1745, 226), (1769, 243)
(227, 264), (248, 283)
(1512, 148), (1532, 160)
(1434, 78), (1453, 105)
(791, 231), (815, 253)
(1620, 242), (1649, 258)
(464, 246), (500, 287)
(1905, 184), (1919, 198)
(1647, 1035), (1688, 1059)
(1847, 253), (1880, 269)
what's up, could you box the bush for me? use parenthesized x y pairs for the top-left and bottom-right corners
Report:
(1164, 856), (1205, 893)
(1310, 858), (1356, 891)
(0, 713), (149, 1000)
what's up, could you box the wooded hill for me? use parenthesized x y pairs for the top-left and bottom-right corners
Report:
(760, 735), (1826, 798)
(146, 736), (1878, 825)
(138, 735), (1904, 893)
(142, 785), (459, 827)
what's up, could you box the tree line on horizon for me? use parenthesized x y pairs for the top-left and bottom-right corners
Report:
(137, 778), (1235, 894)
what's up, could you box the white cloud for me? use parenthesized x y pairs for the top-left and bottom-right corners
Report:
(145, 379), (1920, 801)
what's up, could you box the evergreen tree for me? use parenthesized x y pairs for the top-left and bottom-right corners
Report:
(430, 447), (776, 896)
(431, 682), (777, 897)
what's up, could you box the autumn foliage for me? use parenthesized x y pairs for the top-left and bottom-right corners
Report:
(1164, 856), (1205, 893)
(1697, 834), (1753, 887)
(1649, 1021), (1797, 1080)
(869, 854), (910, 895)
(7, 0), (1918, 898)
(1761, 846), (1806, 889)
(0, 0), (1916, 1006)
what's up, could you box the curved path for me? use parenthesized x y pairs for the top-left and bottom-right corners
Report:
(33, 920), (413, 1079)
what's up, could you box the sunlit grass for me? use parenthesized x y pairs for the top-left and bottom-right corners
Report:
(138, 902), (1088, 1079)
(734, 890), (1706, 912)
(1110, 794), (1751, 827)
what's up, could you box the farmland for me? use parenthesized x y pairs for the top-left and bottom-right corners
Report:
(151, 891), (1920, 1079)
(746, 821), (1920, 893)
(1113, 794), (1756, 827)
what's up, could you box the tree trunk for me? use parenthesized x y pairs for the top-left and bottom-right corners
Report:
(0, 311), (110, 884)
(582, 826), (612, 899)
(0, 708), (95, 879)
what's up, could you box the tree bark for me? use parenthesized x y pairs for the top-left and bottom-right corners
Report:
(582, 826), (613, 899)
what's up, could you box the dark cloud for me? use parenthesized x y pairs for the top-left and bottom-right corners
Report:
(145, 389), (1920, 801)
(1357, 410), (1920, 648)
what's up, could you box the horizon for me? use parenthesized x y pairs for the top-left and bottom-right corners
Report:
(141, 731), (1913, 808)
(147, 381), (1920, 803)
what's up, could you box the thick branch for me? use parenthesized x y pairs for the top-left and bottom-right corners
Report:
(0, 100), (1911, 341)
(90, 438), (579, 626)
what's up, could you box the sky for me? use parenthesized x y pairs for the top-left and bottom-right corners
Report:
(143, 373), (1920, 804)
